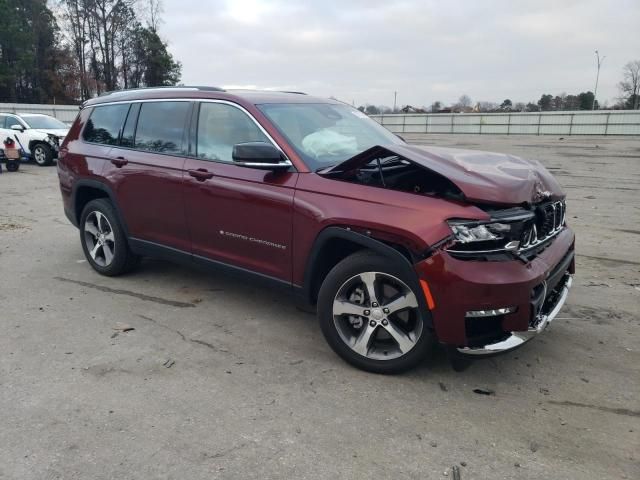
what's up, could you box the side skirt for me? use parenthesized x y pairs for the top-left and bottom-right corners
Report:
(128, 237), (297, 295)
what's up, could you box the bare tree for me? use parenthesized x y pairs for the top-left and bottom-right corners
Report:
(60, 0), (92, 100)
(476, 101), (498, 112)
(458, 95), (472, 108)
(619, 60), (640, 109)
(147, 0), (163, 32)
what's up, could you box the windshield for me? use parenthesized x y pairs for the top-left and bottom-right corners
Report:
(258, 103), (404, 170)
(21, 115), (68, 130)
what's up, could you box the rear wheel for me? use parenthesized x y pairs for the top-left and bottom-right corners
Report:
(32, 143), (53, 166)
(317, 251), (432, 373)
(79, 199), (140, 276)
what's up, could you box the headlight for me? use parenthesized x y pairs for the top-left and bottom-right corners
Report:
(446, 219), (526, 256)
(448, 221), (512, 243)
(445, 201), (566, 259)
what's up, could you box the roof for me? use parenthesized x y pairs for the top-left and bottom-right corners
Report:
(83, 86), (338, 108)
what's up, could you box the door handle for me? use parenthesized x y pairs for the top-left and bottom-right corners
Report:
(188, 168), (214, 181)
(111, 156), (128, 168)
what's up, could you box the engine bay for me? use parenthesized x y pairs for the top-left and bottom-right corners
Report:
(320, 155), (464, 201)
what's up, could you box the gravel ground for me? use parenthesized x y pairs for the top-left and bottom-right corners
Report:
(1, 134), (638, 480)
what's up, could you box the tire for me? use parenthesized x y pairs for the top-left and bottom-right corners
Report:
(317, 250), (432, 374)
(6, 161), (19, 172)
(79, 199), (140, 276)
(32, 142), (53, 166)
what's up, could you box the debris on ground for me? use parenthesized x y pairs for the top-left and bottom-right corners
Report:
(472, 388), (495, 396)
(438, 381), (448, 392)
(163, 359), (175, 368)
(451, 465), (461, 480)
(112, 322), (135, 332)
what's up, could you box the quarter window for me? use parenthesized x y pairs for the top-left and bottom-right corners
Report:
(197, 103), (269, 162)
(83, 104), (129, 145)
(134, 102), (189, 154)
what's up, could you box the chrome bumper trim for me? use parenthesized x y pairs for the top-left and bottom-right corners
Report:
(456, 274), (573, 356)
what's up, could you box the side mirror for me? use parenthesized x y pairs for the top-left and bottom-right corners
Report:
(232, 142), (291, 170)
(10, 124), (24, 132)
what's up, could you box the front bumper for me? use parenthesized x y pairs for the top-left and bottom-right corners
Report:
(457, 273), (572, 355)
(415, 227), (575, 354)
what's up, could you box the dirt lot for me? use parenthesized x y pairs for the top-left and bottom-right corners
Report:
(1, 135), (638, 480)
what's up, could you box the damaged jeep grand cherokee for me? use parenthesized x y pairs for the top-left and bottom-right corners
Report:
(58, 87), (574, 373)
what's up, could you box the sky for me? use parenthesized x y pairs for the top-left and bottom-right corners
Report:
(161, 0), (640, 108)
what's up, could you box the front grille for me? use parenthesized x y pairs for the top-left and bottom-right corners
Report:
(519, 200), (565, 251)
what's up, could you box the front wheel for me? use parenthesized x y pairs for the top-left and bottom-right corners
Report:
(317, 251), (432, 373)
(32, 143), (54, 166)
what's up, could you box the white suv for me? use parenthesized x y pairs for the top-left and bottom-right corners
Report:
(0, 113), (70, 166)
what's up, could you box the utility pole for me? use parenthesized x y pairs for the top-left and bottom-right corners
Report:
(593, 50), (605, 110)
(393, 91), (397, 113)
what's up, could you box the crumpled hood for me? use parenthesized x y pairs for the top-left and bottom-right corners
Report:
(321, 144), (564, 205)
(34, 128), (69, 138)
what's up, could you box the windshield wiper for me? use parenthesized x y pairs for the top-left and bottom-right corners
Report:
(316, 164), (337, 173)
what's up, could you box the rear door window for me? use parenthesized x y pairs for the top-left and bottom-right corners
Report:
(134, 102), (190, 154)
(83, 104), (129, 145)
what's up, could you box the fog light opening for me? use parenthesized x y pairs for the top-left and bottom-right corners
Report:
(465, 307), (517, 318)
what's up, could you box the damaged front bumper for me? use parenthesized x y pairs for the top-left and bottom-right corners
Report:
(415, 227), (575, 356)
(45, 134), (61, 156)
(457, 273), (572, 355)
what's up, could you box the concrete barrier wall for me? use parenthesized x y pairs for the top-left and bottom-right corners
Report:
(3, 103), (639, 135)
(0, 103), (80, 124)
(370, 110), (640, 135)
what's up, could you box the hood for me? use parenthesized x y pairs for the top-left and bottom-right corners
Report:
(320, 144), (564, 205)
(34, 128), (69, 138)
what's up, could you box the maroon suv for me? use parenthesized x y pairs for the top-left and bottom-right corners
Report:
(57, 87), (574, 373)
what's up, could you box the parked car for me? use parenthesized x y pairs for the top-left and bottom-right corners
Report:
(0, 113), (69, 166)
(57, 87), (575, 373)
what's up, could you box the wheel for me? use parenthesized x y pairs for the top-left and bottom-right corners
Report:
(6, 160), (19, 172)
(317, 250), (432, 373)
(32, 143), (53, 166)
(79, 199), (140, 276)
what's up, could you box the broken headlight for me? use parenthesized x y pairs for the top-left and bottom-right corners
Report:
(447, 219), (525, 255)
(446, 202), (566, 259)
(449, 222), (511, 244)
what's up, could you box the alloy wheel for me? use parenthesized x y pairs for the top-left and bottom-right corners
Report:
(83, 211), (115, 267)
(332, 271), (423, 360)
(34, 146), (47, 165)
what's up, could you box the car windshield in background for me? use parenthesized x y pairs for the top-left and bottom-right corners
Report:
(258, 103), (403, 170)
(22, 115), (68, 130)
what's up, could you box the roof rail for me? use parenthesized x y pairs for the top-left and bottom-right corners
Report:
(279, 90), (307, 95)
(99, 86), (226, 97)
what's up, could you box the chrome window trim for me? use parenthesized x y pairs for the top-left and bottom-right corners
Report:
(82, 98), (292, 166)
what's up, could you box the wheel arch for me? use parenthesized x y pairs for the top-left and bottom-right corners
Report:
(301, 226), (421, 307)
(28, 138), (50, 152)
(72, 180), (129, 236)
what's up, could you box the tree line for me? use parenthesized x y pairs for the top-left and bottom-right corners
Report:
(0, 0), (181, 104)
(359, 60), (640, 114)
